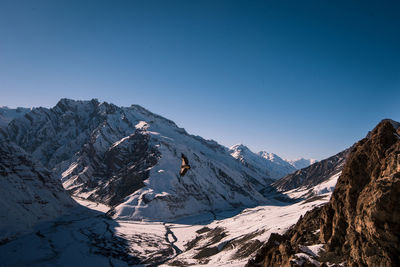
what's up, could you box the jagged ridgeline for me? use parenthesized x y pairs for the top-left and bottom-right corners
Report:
(2, 99), (298, 221)
(247, 119), (400, 267)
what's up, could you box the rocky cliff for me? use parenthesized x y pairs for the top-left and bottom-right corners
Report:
(247, 119), (400, 266)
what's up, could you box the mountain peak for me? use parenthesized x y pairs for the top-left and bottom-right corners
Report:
(229, 145), (296, 180)
(382, 118), (400, 130)
(229, 143), (250, 152)
(55, 98), (100, 112)
(257, 151), (279, 161)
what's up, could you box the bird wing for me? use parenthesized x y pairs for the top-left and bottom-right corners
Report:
(180, 167), (188, 177)
(181, 154), (189, 165)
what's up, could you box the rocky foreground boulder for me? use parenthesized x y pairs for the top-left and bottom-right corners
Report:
(247, 119), (400, 267)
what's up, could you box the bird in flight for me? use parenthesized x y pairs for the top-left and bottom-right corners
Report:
(180, 154), (191, 177)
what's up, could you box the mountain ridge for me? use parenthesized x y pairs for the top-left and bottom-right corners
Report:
(3, 98), (299, 221)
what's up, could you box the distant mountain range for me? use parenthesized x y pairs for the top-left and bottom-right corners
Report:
(229, 144), (317, 179)
(230, 144), (293, 180)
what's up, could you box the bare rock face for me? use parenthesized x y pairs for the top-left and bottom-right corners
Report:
(320, 119), (400, 266)
(247, 119), (400, 266)
(64, 129), (160, 206)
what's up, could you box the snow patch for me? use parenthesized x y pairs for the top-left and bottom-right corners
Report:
(135, 120), (150, 130)
(292, 253), (320, 266)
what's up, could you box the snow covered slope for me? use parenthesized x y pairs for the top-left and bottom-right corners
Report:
(0, 187), (332, 267)
(257, 151), (297, 177)
(164, 192), (331, 266)
(282, 171), (342, 200)
(0, 136), (76, 241)
(229, 144), (296, 180)
(5, 99), (275, 221)
(0, 106), (30, 128)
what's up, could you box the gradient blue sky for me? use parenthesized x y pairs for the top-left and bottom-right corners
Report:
(1, 0), (399, 160)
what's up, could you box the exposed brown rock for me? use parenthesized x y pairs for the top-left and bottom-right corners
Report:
(320, 120), (400, 266)
(247, 119), (400, 267)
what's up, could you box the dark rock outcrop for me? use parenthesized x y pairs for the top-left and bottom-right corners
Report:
(247, 119), (400, 266)
(66, 130), (160, 206)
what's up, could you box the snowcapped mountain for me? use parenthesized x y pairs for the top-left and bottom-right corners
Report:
(229, 144), (296, 180)
(257, 151), (297, 177)
(4, 99), (275, 221)
(0, 106), (30, 128)
(2, 97), (387, 266)
(0, 135), (76, 241)
(286, 158), (318, 169)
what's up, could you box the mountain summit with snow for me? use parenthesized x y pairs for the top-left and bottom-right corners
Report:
(3, 99), (300, 221)
(2, 98), (396, 267)
(229, 144), (296, 180)
(0, 98), (340, 267)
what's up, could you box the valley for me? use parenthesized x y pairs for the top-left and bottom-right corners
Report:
(0, 192), (330, 267)
(1, 100), (398, 266)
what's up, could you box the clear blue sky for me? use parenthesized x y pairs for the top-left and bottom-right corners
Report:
(1, 0), (399, 160)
